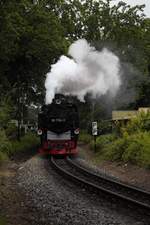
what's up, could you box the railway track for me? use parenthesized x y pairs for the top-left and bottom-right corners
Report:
(50, 156), (150, 213)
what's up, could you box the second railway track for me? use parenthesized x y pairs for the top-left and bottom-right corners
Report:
(50, 156), (150, 214)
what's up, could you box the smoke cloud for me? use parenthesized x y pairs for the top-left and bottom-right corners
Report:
(45, 39), (121, 104)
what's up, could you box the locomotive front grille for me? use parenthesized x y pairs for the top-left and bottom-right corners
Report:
(47, 131), (71, 140)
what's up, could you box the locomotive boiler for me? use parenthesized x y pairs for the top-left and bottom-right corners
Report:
(38, 94), (79, 155)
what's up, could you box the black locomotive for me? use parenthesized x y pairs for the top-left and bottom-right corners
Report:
(38, 94), (79, 155)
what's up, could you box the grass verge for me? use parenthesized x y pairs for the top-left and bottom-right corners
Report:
(0, 215), (7, 225)
(79, 130), (92, 144)
(0, 131), (39, 164)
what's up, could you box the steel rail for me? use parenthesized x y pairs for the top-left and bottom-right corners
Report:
(50, 156), (150, 212)
(66, 157), (150, 196)
(66, 157), (150, 210)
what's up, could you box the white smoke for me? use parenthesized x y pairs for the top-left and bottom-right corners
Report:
(45, 39), (121, 104)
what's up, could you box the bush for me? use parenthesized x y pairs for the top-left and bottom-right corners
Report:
(104, 136), (128, 161)
(0, 216), (7, 225)
(122, 132), (150, 167)
(0, 129), (11, 163)
(90, 134), (117, 151)
(86, 112), (150, 168)
(98, 120), (112, 135)
(0, 151), (8, 162)
(79, 130), (92, 144)
(5, 123), (18, 140)
(0, 98), (12, 129)
(103, 131), (150, 168)
(0, 131), (39, 163)
(9, 132), (39, 156)
(0, 130), (12, 155)
(122, 111), (150, 135)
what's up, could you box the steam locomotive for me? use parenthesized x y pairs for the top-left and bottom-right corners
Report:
(38, 94), (79, 155)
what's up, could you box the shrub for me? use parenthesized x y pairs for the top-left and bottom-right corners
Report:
(0, 129), (11, 163)
(9, 132), (39, 156)
(79, 130), (92, 144)
(122, 111), (150, 135)
(0, 98), (12, 129)
(0, 131), (39, 163)
(90, 134), (117, 152)
(122, 132), (150, 167)
(0, 216), (7, 225)
(103, 131), (150, 168)
(5, 123), (18, 140)
(0, 151), (8, 162)
(88, 112), (150, 168)
(0, 129), (12, 155)
(104, 136), (128, 161)
(98, 120), (112, 135)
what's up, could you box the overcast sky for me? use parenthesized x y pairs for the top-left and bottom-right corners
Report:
(111, 0), (150, 17)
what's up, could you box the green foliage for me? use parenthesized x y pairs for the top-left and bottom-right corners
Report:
(0, 129), (10, 163)
(90, 134), (117, 152)
(0, 131), (39, 164)
(122, 132), (150, 167)
(0, 130), (12, 156)
(121, 112), (150, 134)
(103, 132), (150, 168)
(5, 123), (18, 140)
(0, 151), (8, 163)
(0, 215), (7, 225)
(0, 0), (67, 105)
(104, 136), (128, 161)
(9, 132), (39, 156)
(79, 130), (92, 144)
(80, 113), (150, 167)
(0, 98), (12, 128)
(91, 113), (150, 168)
(0, 0), (149, 133)
(98, 120), (112, 134)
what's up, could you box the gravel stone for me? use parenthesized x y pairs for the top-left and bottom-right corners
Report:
(17, 156), (150, 225)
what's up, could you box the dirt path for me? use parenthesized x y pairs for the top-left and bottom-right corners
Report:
(0, 148), (39, 225)
(0, 162), (26, 225)
(0, 161), (41, 225)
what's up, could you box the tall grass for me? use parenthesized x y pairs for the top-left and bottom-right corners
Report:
(0, 130), (10, 162)
(0, 131), (39, 164)
(9, 132), (39, 156)
(0, 215), (7, 225)
(79, 130), (92, 144)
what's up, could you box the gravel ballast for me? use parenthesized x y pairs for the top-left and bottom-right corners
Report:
(17, 156), (149, 225)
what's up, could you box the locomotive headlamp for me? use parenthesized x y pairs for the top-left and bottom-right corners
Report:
(74, 128), (80, 134)
(55, 99), (61, 104)
(37, 129), (42, 135)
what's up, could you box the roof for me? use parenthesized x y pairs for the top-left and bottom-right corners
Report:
(112, 110), (138, 121)
(112, 108), (150, 121)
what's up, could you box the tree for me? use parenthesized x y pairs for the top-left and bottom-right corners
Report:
(0, 0), (67, 104)
(0, 0), (150, 129)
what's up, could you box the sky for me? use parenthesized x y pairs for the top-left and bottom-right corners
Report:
(111, 0), (150, 17)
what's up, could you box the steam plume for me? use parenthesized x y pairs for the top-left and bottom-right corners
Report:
(45, 39), (121, 104)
